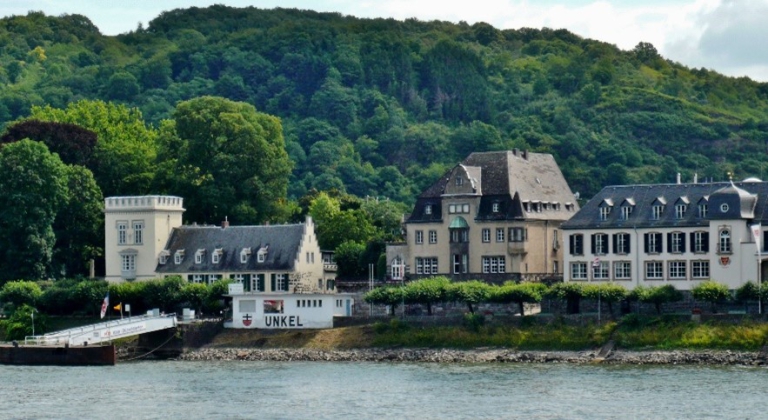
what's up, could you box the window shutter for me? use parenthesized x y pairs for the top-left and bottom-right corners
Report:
(667, 233), (672, 253)
(690, 232), (696, 251)
(524, 229), (528, 241)
(283, 277), (289, 291)
(680, 234), (686, 253)
(644, 233), (649, 253)
(626, 234), (631, 253)
(258, 274), (265, 292)
(569, 235), (575, 255)
(591, 235), (596, 255)
(270, 274), (276, 292)
(612, 234), (617, 254)
(703, 232), (709, 253)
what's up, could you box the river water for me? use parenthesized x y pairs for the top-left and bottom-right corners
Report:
(2, 360), (766, 419)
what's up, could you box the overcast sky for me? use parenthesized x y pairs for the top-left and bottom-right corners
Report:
(2, 0), (767, 81)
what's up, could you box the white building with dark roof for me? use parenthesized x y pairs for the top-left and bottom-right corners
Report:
(387, 150), (579, 282)
(561, 179), (768, 290)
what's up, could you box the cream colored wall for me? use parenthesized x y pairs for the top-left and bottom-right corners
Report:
(405, 197), (563, 276)
(291, 217), (328, 290)
(104, 196), (184, 283)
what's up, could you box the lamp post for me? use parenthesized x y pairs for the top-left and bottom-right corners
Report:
(31, 309), (35, 337)
(593, 258), (601, 323)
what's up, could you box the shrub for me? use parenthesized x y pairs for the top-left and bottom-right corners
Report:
(4, 304), (47, 341)
(582, 283), (628, 316)
(403, 276), (450, 315)
(447, 280), (493, 314)
(463, 313), (485, 332)
(491, 282), (547, 316)
(691, 281), (731, 313)
(633, 285), (683, 314)
(736, 281), (760, 303)
(364, 285), (404, 315)
(0, 281), (42, 311)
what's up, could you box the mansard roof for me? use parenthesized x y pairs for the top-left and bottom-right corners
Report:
(562, 181), (768, 230)
(155, 223), (305, 273)
(408, 150), (577, 222)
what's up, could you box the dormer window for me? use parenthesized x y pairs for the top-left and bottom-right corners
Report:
(195, 249), (205, 264)
(621, 206), (632, 220)
(159, 250), (170, 265)
(675, 204), (687, 219)
(212, 248), (223, 264)
(456, 176), (463, 186)
(174, 250), (185, 265)
(425, 205), (432, 215)
(257, 246), (268, 263)
(565, 202), (574, 211)
(240, 247), (251, 264)
(492, 202), (500, 213)
(598, 199), (613, 221)
(698, 203), (708, 218)
(651, 205), (663, 220)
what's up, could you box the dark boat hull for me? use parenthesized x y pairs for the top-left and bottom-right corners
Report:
(0, 344), (116, 366)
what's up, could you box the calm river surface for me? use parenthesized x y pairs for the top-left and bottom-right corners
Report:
(2, 360), (766, 419)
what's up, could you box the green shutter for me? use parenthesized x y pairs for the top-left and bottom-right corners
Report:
(187, 275), (193, 282)
(270, 273), (276, 292)
(257, 274), (265, 292)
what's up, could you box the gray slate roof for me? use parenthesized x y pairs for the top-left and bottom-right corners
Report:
(155, 223), (305, 274)
(562, 181), (768, 230)
(409, 150), (577, 223)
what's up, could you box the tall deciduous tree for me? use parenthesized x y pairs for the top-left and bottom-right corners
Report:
(1, 120), (97, 169)
(28, 100), (157, 196)
(0, 140), (69, 282)
(156, 96), (293, 224)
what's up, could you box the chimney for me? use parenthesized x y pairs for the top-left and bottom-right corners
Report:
(693, 173), (698, 184)
(222, 216), (229, 229)
(522, 150), (528, 160)
(676, 173), (681, 184)
(512, 148), (519, 156)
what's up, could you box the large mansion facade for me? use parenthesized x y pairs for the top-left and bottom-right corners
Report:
(561, 180), (768, 290)
(387, 150), (579, 282)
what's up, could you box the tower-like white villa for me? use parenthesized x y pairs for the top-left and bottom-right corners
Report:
(104, 196), (185, 282)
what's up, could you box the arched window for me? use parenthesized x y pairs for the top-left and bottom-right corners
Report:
(719, 229), (732, 253)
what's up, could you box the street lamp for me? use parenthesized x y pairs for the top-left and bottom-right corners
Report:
(31, 309), (35, 337)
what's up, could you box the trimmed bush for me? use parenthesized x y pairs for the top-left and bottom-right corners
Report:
(491, 282), (547, 316)
(631, 285), (683, 314)
(691, 281), (730, 313)
(548, 282), (585, 314)
(447, 280), (493, 314)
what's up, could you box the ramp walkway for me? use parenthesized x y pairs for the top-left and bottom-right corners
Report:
(25, 312), (177, 346)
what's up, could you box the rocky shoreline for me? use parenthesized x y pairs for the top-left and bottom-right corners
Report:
(177, 348), (768, 366)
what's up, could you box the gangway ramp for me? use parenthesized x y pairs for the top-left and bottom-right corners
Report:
(25, 312), (177, 346)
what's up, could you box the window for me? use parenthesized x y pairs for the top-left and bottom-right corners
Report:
(429, 230), (437, 244)
(675, 204), (687, 219)
(449, 204), (469, 214)
(614, 233), (630, 254)
(191, 274), (205, 284)
(553, 261), (559, 274)
(496, 228), (505, 242)
(240, 248), (251, 264)
(482, 256), (506, 273)
(645, 261), (663, 279)
(509, 227), (526, 242)
(669, 232), (685, 254)
(692, 261), (710, 279)
(416, 257), (438, 275)
(720, 203), (729, 213)
(571, 262), (587, 280)
(644, 233), (662, 254)
(133, 221), (144, 245)
(121, 254), (135, 272)
(415, 230), (424, 244)
(621, 206), (632, 220)
(456, 176), (463, 186)
(306, 252), (310, 263)
(569, 234), (584, 255)
(275, 274), (287, 291)
(391, 256), (404, 280)
(651, 205), (663, 220)
(593, 261), (609, 280)
(212, 249), (223, 264)
(693, 231), (709, 253)
(253, 274), (265, 292)
(482, 228), (491, 243)
(599, 206), (611, 221)
(698, 204), (708, 218)
(451, 229), (468, 243)
(174, 250), (184, 264)
(195, 249), (205, 264)
(492, 202), (500, 213)
(669, 261), (687, 280)
(159, 253), (168, 265)
(453, 254), (468, 274)
(592, 234), (608, 255)
(463, 204), (470, 213)
(257, 250), (266, 263)
(614, 261), (631, 280)
(425, 205), (432, 215)
(117, 221), (128, 245)
(719, 229), (732, 253)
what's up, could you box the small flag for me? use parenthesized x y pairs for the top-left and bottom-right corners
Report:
(100, 292), (109, 319)
(114, 303), (122, 311)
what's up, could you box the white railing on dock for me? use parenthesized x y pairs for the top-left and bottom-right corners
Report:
(24, 312), (177, 346)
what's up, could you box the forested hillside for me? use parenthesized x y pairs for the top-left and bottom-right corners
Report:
(2, 5), (768, 204)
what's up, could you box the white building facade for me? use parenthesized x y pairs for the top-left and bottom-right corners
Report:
(562, 181), (768, 290)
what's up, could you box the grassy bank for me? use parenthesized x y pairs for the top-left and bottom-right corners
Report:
(193, 315), (768, 352)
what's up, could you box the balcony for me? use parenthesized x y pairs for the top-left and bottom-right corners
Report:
(508, 241), (528, 255)
(323, 263), (338, 272)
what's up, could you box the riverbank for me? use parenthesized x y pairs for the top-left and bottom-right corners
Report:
(178, 347), (768, 366)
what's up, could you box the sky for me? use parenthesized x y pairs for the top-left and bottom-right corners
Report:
(2, 0), (768, 81)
